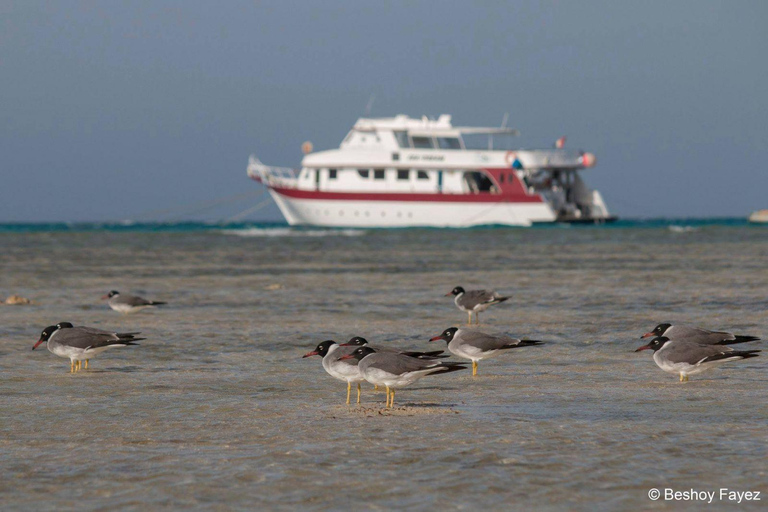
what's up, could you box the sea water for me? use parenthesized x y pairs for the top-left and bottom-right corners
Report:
(0, 220), (766, 510)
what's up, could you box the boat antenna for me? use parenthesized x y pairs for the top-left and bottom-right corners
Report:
(365, 94), (376, 115)
(501, 112), (509, 128)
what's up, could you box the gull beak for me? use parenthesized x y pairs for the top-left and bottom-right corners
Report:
(635, 343), (653, 352)
(32, 339), (45, 350)
(339, 354), (355, 360)
(640, 332), (655, 339)
(302, 350), (319, 358)
(339, 343), (353, 347)
(444, 292), (453, 296)
(429, 336), (443, 342)
(101, 295), (109, 300)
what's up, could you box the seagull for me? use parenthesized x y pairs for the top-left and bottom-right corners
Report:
(302, 340), (366, 404)
(341, 336), (447, 359)
(102, 290), (167, 314)
(641, 323), (760, 345)
(341, 336), (447, 391)
(635, 336), (760, 382)
(445, 286), (508, 325)
(32, 322), (143, 373)
(339, 346), (467, 408)
(429, 327), (543, 376)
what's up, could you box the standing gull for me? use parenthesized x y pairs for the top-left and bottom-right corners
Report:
(342, 336), (447, 391)
(340, 346), (467, 408)
(32, 322), (143, 373)
(102, 290), (167, 314)
(641, 323), (760, 345)
(303, 340), (365, 404)
(635, 336), (760, 382)
(430, 327), (543, 376)
(445, 286), (508, 325)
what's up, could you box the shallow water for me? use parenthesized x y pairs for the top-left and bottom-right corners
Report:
(1, 224), (767, 510)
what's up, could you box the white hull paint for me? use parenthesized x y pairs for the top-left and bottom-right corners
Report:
(269, 190), (556, 227)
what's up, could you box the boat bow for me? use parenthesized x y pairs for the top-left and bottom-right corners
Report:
(247, 155), (298, 188)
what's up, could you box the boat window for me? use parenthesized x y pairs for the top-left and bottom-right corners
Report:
(463, 171), (495, 193)
(499, 174), (505, 183)
(393, 131), (410, 148)
(357, 169), (370, 178)
(397, 170), (409, 180)
(374, 169), (385, 180)
(417, 170), (429, 180)
(437, 137), (461, 150)
(411, 136), (434, 149)
(329, 169), (337, 180)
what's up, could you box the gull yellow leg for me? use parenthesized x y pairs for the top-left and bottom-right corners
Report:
(85, 359), (89, 370)
(70, 360), (75, 373)
(390, 388), (395, 408)
(76, 360), (82, 372)
(374, 384), (379, 391)
(346, 381), (351, 405)
(472, 361), (478, 376)
(476, 312), (480, 325)
(385, 386), (390, 408)
(356, 383), (361, 404)
(467, 311), (472, 326)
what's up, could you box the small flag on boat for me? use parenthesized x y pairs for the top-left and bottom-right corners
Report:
(555, 136), (566, 149)
(512, 158), (523, 170)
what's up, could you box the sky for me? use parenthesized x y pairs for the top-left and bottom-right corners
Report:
(1, 0), (767, 222)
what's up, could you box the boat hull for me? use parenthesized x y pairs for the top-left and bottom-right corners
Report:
(268, 188), (556, 227)
(748, 210), (768, 224)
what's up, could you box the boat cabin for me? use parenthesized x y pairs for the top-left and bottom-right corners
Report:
(295, 115), (531, 196)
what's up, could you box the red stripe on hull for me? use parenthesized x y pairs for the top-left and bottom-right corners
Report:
(270, 186), (543, 203)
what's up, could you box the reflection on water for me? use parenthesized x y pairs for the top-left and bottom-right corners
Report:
(1, 224), (766, 510)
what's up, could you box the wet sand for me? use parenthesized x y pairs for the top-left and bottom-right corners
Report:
(1, 225), (766, 510)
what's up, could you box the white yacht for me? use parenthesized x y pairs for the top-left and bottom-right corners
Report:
(247, 114), (614, 227)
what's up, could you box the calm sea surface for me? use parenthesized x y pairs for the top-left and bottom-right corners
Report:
(1, 221), (766, 511)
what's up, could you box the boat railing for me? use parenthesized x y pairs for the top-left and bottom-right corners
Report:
(247, 155), (298, 188)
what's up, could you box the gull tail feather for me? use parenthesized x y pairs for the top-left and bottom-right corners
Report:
(431, 363), (469, 375)
(502, 339), (545, 350)
(725, 335), (760, 344)
(402, 350), (449, 359)
(701, 350), (760, 364)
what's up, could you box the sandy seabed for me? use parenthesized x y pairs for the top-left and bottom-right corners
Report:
(1, 225), (766, 510)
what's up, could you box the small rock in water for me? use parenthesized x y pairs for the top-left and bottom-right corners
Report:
(264, 284), (283, 291)
(4, 295), (33, 305)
